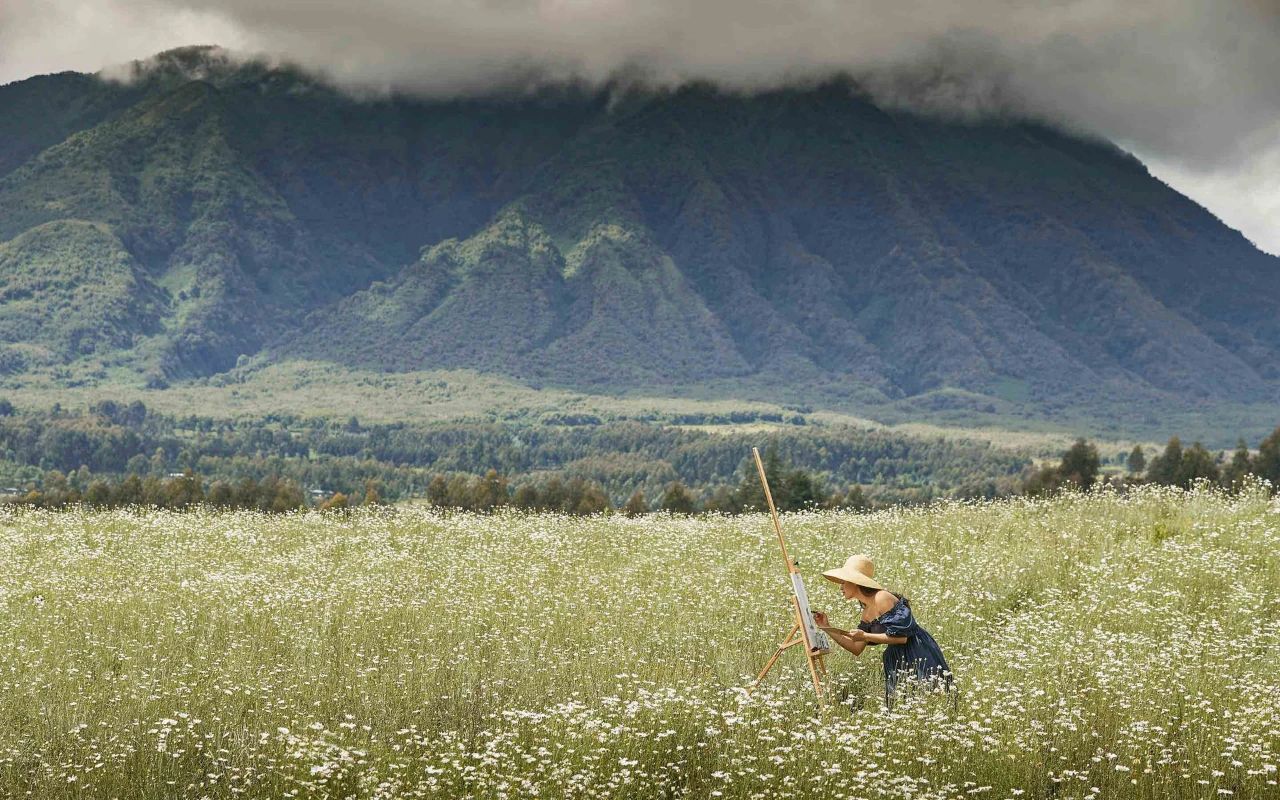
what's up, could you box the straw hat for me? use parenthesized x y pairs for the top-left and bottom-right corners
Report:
(822, 554), (883, 591)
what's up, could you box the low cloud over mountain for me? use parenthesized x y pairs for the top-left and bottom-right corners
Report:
(3, 2), (1277, 253)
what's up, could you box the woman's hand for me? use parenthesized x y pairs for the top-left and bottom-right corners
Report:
(813, 611), (829, 628)
(821, 622), (867, 657)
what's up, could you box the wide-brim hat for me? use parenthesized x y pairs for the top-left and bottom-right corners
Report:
(823, 554), (883, 591)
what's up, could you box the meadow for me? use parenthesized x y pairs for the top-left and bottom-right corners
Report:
(0, 485), (1277, 798)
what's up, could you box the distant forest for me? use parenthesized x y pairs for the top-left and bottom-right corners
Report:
(1, 399), (1276, 514)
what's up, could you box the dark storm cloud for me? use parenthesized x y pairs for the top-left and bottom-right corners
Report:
(2, 1), (1278, 251)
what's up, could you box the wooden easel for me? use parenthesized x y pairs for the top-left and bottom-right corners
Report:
(747, 447), (828, 705)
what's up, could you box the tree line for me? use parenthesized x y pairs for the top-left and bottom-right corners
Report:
(2, 398), (1275, 514)
(1022, 428), (1280, 495)
(423, 428), (1280, 515)
(3, 446), (869, 515)
(5, 469), (315, 512)
(0, 399), (1027, 506)
(416, 447), (872, 515)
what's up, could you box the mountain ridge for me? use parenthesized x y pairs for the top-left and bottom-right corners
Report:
(0, 49), (1276, 430)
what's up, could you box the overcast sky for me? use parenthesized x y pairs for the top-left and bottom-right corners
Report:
(1, 0), (1276, 255)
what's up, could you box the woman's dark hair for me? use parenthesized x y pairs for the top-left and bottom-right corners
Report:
(857, 584), (907, 603)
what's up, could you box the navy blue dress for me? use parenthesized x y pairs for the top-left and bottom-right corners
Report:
(857, 595), (952, 705)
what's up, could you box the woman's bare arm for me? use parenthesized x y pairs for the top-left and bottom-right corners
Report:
(821, 626), (867, 656)
(814, 613), (869, 655)
(860, 632), (908, 646)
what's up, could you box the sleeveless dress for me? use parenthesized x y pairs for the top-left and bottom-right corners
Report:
(857, 595), (953, 706)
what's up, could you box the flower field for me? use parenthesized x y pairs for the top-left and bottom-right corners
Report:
(1, 486), (1277, 799)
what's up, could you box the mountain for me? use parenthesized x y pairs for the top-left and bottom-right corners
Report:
(0, 47), (1277, 427)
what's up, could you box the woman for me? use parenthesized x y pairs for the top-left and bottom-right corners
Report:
(814, 554), (952, 707)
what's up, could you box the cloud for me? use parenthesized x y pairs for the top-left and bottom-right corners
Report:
(1146, 152), (1280, 255)
(1, 1), (1277, 253)
(0, 1), (247, 83)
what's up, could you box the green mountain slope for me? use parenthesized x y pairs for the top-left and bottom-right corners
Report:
(280, 82), (1280, 411)
(0, 71), (144, 179)
(0, 220), (164, 371)
(0, 49), (595, 377)
(0, 48), (1277, 426)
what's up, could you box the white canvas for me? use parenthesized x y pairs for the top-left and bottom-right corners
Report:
(790, 572), (831, 653)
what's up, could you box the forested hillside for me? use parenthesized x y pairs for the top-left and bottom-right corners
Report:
(0, 400), (1030, 506)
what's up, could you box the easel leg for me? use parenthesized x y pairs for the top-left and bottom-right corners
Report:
(788, 596), (827, 707)
(749, 623), (801, 694)
(804, 650), (825, 704)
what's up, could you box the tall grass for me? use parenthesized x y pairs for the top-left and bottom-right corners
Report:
(1, 484), (1276, 797)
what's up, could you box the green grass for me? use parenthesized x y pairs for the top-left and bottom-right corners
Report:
(1, 485), (1277, 797)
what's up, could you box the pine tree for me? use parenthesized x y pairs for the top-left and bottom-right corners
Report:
(207, 480), (234, 508)
(737, 446), (783, 511)
(540, 478), (567, 512)
(1021, 464), (1063, 496)
(85, 480), (111, 507)
(574, 484), (610, 515)
(270, 480), (305, 512)
(163, 468), (204, 508)
(703, 485), (742, 514)
(622, 490), (648, 517)
(472, 469), (508, 512)
(1179, 442), (1220, 487)
(1059, 439), (1101, 490)
(781, 468), (824, 510)
(1147, 438), (1183, 485)
(71, 465), (92, 492)
(563, 477), (589, 514)
(426, 475), (449, 507)
(445, 475), (471, 509)
(320, 492), (349, 512)
(43, 470), (69, 493)
(233, 477), (260, 509)
(1254, 426), (1280, 486)
(512, 484), (539, 510)
(1221, 439), (1253, 489)
(840, 485), (870, 511)
(114, 474), (144, 506)
(660, 481), (697, 515)
(1127, 445), (1146, 475)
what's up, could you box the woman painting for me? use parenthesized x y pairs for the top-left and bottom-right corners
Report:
(813, 554), (952, 707)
